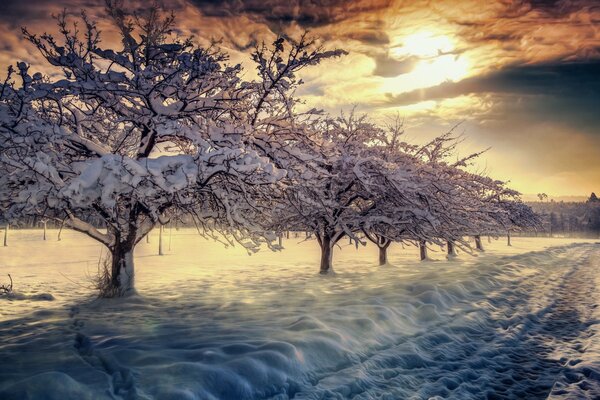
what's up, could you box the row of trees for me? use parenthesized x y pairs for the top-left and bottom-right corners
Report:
(528, 194), (600, 237)
(0, 2), (538, 296)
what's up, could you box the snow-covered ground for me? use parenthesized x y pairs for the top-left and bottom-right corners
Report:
(1, 229), (599, 399)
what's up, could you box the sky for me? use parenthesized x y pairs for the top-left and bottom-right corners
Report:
(0, 0), (598, 198)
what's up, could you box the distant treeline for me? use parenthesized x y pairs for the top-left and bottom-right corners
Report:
(526, 193), (600, 238)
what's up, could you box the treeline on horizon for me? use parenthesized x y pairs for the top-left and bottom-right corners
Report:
(525, 193), (600, 238)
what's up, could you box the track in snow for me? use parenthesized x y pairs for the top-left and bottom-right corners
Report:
(289, 246), (600, 399)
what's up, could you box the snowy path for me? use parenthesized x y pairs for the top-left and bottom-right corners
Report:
(1, 233), (599, 399)
(286, 245), (600, 399)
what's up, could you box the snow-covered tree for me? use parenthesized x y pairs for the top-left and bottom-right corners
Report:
(360, 123), (537, 261)
(271, 112), (444, 272)
(0, 3), (339, 295)
(358, 117), (446, 265)
(488, 193), (540, 246)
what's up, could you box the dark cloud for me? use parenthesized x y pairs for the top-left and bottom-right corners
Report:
(524, 0), (597, 18)
(385, 60), (600, 106)
(0, 0), (49, 23)
(0, 0), (101, 26)
(188, 0), (391, 31)
(494, 0), (597, 20)
(344, 30), (389, 46)
(462, 32), (524, 44)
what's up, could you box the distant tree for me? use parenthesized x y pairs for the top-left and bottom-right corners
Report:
(550, 213), (558, 237)
(497, 199), (540, 245)
(399, 129), (536, 255)
(586, 201), (600, 236)
(270, 110), (467, 272)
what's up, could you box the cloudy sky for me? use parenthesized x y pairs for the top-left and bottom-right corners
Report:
(1, 0), (598, 198)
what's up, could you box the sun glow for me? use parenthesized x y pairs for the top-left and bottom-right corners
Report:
(391, 31), (455, 58)
(384, 31), (471, 94)
(415, 53), (470, 83)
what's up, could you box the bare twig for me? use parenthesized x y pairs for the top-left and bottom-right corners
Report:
(0, 274), (13, 294)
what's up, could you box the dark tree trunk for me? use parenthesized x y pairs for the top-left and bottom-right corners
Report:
(447, 240), (457, 258)
(3, 224), (8, 247)
(159, 224), (164, 255)
(109, 234), (137, 296)
(57, 219), (65, 241)
(378, 239), (391, 266)
(507, 231), (512, 246)
(419, 240), (428, 261)
(474, 235), (484, 251)
(378, 246), (387, 266)
(319, 235), (333, 274)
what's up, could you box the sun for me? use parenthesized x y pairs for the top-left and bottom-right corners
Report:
(385, 31), (470, 93)
(391, 31), (455, 58)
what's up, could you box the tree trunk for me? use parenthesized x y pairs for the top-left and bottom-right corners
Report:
(319, 235), (334, 274)
(42, 220), (47, 241)
(109, 241), (136, 296)
(3, 224), (8, 247)
(57, 219), (64, 241)
(419, 240), (428, 261)
(378, 246), (388, 266)
(447, 240), (457, 258)
(158, 224), (164, 256)
(474, 235), (484, 251)
(278, 233), (283, 247)
(378, 239), (391, 266)
(507, 231), (512, 246)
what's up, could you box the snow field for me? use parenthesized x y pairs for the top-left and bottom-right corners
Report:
(0, 229), (599, 399)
